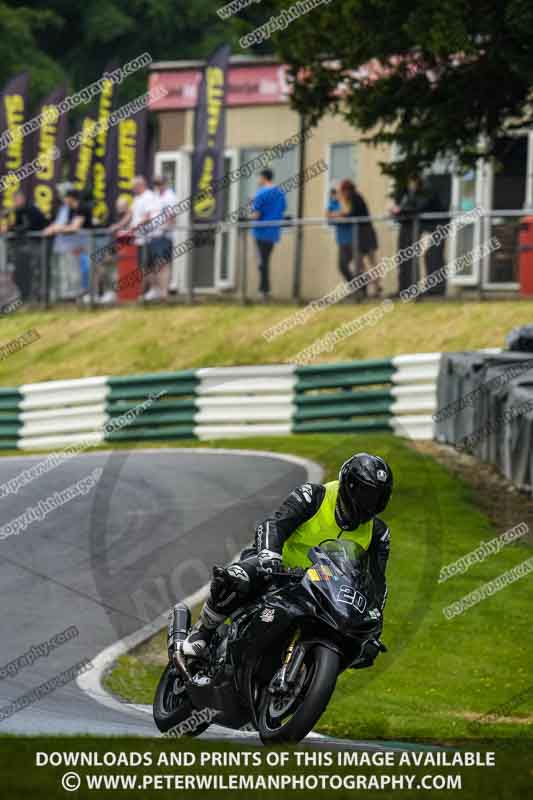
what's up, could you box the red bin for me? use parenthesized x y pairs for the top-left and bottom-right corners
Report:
(518, 216), (533, 297)
(116, 233), (142, 303)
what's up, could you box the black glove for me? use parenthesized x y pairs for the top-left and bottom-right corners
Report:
(257, 549), (282, 574)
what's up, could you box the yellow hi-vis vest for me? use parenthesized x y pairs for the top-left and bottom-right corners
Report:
(281, 480), (373, 568)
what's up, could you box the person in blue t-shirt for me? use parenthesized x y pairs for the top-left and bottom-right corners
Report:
(251, 169), (287, 301)
(327, 183), (358, 285)
(327, 185), (354, 249)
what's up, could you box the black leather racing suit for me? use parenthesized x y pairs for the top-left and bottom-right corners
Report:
(208, 483), (390, 626)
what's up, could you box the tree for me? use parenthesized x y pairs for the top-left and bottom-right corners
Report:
(236, 0), (533, 182)
(1, 0), (239, 110)
(0, 2), (63, 102)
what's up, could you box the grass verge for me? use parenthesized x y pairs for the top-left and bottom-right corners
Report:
(1, 300), (532, 384)
(101, 433), (532, 743)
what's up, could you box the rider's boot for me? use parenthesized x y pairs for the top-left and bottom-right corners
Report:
(180, 602), (225, 659)
(180, 563), (252, 658)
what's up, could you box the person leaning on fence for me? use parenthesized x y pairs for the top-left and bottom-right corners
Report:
(328, 179), (381, 299)
(128, 175), (159, 300)
(43, 189), (92, 301)
(90, 195), (133, 306)
(8, 191), (49, 301)
(251, 168), (287, 302)
(392, 175), (445, 296)
(418, 179), (446, 297)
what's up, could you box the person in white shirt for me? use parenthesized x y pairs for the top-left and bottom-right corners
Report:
(145, 175), (177, 302)
(129, 175), (158, 299)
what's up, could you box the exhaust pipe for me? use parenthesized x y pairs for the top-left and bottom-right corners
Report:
(167, 603), (191, 661)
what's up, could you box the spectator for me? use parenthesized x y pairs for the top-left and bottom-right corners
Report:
(43, 188), (92, 300)
(392, 174), (445, 296)
(8, 191), (49, 300)
(327, 182), (354, 286)
(327, 181), (353, 280)
(92, 195), (133, 305)
(42, 189), (70, 300)
(145, 175), (177, 302)
(109, 195), (132, 235)
(10, 191), (49, 234)
(328, 179), (380, 298)
(326, 184), (340, 218)
(251, 168), (287, 302)
(128, 175), (158, 300)
(419, 180), (446, 297)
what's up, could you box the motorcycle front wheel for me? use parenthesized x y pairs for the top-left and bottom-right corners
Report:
(153, 662), (211, 737)
(257, 645), (339, 744)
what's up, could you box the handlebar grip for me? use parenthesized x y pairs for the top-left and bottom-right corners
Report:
(266, 567), (305, 580)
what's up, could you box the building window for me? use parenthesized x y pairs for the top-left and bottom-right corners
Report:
(239, 145), (299, 216)
(329, 143), (358, 187)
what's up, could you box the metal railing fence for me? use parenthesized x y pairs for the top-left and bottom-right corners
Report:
(0, 209), (530, 308)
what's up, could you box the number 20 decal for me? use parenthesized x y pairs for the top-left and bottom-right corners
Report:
(336, 584), (367, 613)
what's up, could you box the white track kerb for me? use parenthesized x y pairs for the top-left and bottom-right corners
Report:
(0, 353), (456, 451)
(76, 448), (324, 729)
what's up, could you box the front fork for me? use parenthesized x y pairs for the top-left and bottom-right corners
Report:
(270, 629), (306, 695)
(246, 629), (306, 729)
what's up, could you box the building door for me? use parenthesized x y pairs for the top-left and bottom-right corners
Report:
(190, 152), (238, 291)
(214, 151), (239, 289)
(483, 135), (527, 289)
(449, 162), (486, 287)
(449, 135), (529, 291)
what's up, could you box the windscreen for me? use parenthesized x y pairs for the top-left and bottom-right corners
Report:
(314, 538), (366, 576)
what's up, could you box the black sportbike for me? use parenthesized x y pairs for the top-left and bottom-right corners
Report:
(153, 539), (386, 744)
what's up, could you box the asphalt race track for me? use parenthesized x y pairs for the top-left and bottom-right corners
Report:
(0, 448), (320, 736)
(0, 447), (432, 751)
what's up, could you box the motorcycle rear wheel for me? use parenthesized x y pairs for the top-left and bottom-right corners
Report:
(153, 662), (211, 736)
(257, 645), (339, 744)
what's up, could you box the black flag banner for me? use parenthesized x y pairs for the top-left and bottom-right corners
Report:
(101, 103), (148, 225)
(70, 116), (97, 193)
(191, 44), (231, 223)
(116, 105), (148, 207)
(0, 72), (29, 217)
(26, 86), (68, 221)
(92, 63), (117, 226)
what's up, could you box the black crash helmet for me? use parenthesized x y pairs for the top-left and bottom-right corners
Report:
(336, 453), (393, 530)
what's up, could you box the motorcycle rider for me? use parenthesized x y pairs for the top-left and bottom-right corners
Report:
(181, 453), (393, 666)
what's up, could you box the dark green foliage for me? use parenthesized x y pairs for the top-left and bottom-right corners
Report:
(0, 0), (238, 112)
(237, 0), (533, 181)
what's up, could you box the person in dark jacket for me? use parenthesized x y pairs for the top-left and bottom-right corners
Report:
(392, 175), (445, 296)
(181, 453), (393, 668)
(420, 182), (446, 297)
(328, 180), (380, 298)
(10, 191), (49, 234)
(8, 192), (49, 300)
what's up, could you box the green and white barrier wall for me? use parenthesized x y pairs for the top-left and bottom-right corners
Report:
(0, 354), (441, 450)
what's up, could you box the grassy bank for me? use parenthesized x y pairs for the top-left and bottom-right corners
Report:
(0, 299), (532, 385)
(103, 433), (532, 743)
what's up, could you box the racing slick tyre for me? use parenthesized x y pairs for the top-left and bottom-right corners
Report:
(153, 662), (211, 737)
(257, 644), (339, 744)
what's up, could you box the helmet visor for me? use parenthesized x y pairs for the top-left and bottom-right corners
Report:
(357, 482), (388, 518)
(339, 481), (387, 526)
